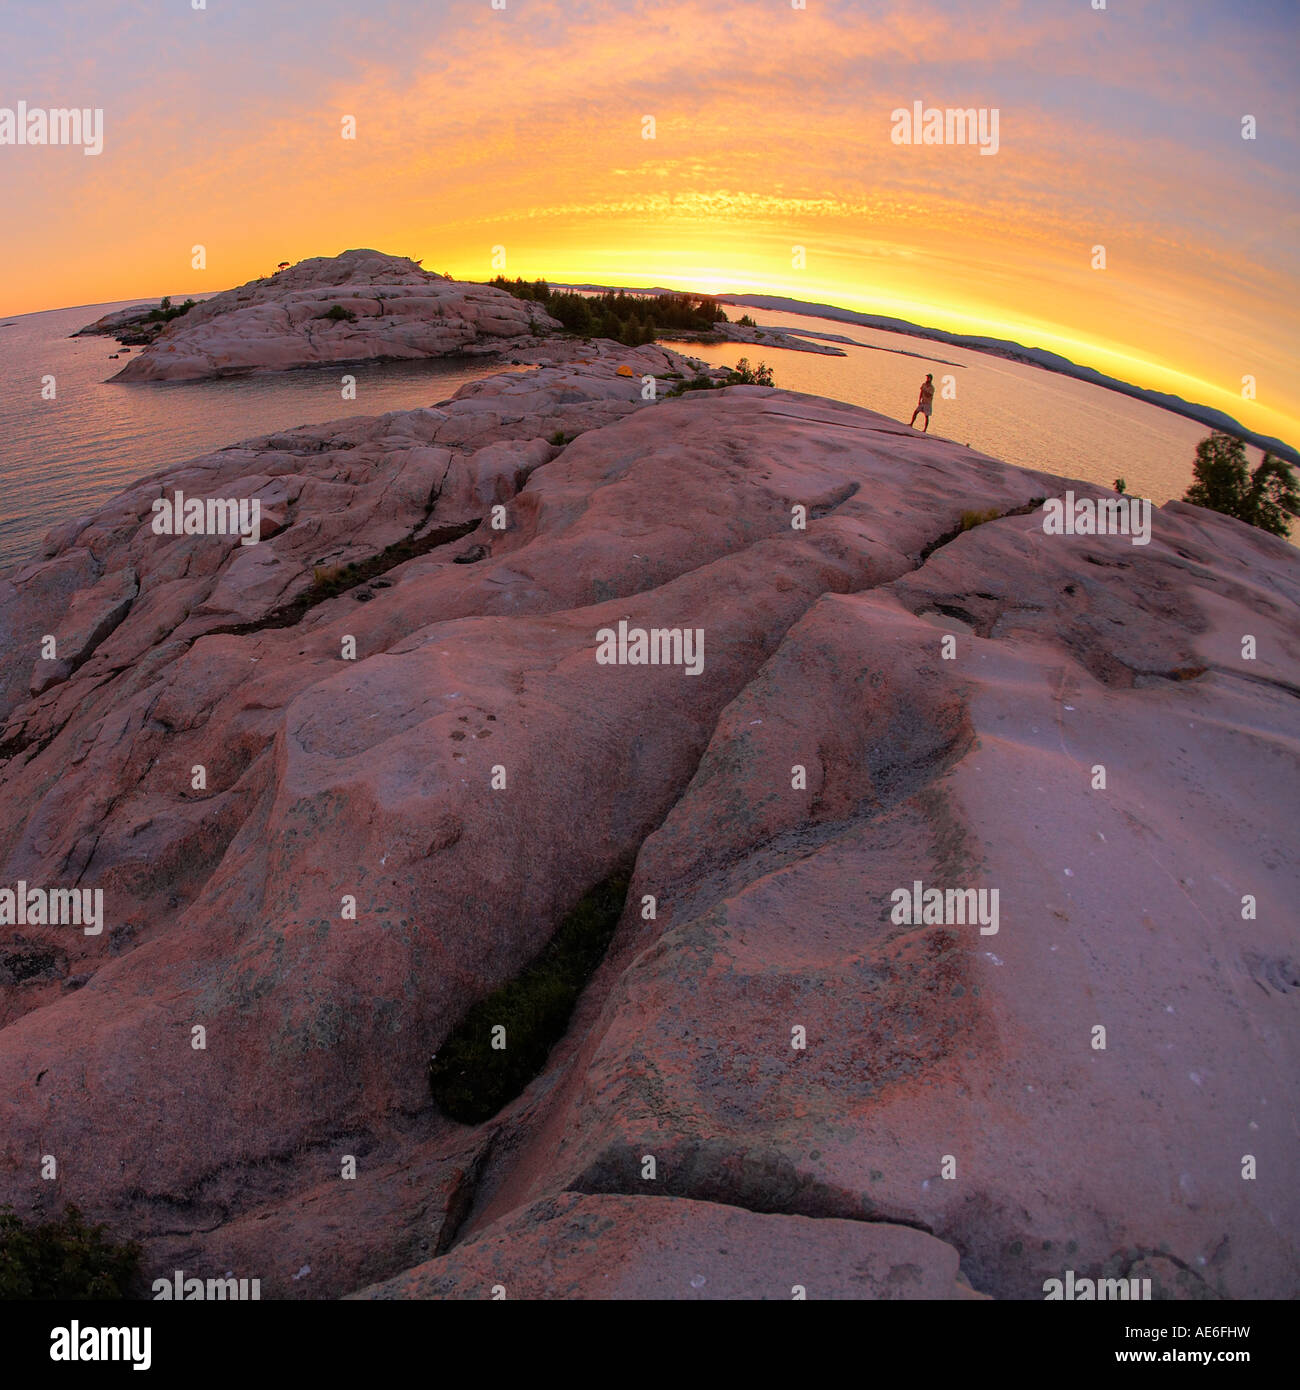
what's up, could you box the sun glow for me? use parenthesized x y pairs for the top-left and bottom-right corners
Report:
(1, 0), (1294, 450)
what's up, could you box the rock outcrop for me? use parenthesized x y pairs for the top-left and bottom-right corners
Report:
(105, 250), (558, 382)
(1, 341), (1297, 1300)
(73, 299), (200, 348)
(711, 320), (847, 354)
(353, 1192), (983, 1300)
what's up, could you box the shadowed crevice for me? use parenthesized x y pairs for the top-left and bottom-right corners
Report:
(205, 518), (482, 639)
(427, 870), (633, 1125)
(917, 497), (1046, 564)
(565, 1140), (940, 1237)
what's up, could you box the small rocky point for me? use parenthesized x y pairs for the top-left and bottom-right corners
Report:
(101, 249), (558, 382)
(1, 341), (1297, 1299)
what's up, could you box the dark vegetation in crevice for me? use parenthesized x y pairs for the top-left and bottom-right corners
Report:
(0, 1204), (142, 1299)
(428, 869), (632, 1125)
(917, 497), (1046, 563)
(0, 940), (68, 986)
(1161, 665), (1208, 682)
(205, 518), (481, 638)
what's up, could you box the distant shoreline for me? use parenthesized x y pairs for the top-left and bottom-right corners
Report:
(552, 283), (1299, 467)
(14, 284), (1297, 468)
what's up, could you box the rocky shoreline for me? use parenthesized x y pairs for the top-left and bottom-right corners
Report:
(669, 320), (848, 356)
(74, 298), (202, 348)
(2, 340), (1297, 1299)
(99, 250), (558, 383)
(78, 251), (850, 382)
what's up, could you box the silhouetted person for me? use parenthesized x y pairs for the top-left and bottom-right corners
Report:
(910, 374), (935, 431)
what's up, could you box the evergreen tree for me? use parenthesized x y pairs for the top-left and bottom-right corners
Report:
(1183, 432), (1299, 537)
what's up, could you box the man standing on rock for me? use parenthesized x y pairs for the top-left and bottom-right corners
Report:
(910, 374), (935, 432)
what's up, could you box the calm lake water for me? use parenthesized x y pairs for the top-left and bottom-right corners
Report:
(690, 308), (1221, 507)
(0, 301), (526, 570)
(0, 298), (1230, 571)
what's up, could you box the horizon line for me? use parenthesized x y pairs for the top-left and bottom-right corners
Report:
(12, 274), (1296, 463)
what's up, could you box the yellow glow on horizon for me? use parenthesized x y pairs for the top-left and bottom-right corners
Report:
(2, 0), (1295, 456)
(426, 237), (1300, 450)
(17, 224), (1292, 451)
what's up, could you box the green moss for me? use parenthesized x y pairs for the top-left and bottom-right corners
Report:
(0, 1205), (141, 1299)
(428, 870), (631, 1124)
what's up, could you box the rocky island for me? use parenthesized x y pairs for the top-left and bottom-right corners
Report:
(1, 341), (1297, 1300)
(100, 249), (558, 383)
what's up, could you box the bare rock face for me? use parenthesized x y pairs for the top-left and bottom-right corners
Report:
(351, 1192), (984, 1300)
(106, 250), (559, 382)
(1, 346), (1297, 1300)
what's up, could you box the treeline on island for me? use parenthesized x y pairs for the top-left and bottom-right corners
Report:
(489, 277), (728, 346)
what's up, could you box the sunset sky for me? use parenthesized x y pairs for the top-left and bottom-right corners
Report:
(4, 0), (1298, 445)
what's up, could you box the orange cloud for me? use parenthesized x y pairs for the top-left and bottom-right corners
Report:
(1, 0), (1294, 445)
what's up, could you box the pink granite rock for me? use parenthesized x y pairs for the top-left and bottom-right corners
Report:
(0, 353), (1296, 1299)
(107, 250), (559, 383)
(352, 1192), (984, 1300)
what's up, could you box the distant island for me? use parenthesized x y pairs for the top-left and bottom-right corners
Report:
(553, 283), (1299, 468)
(81, 250), (556, 382)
